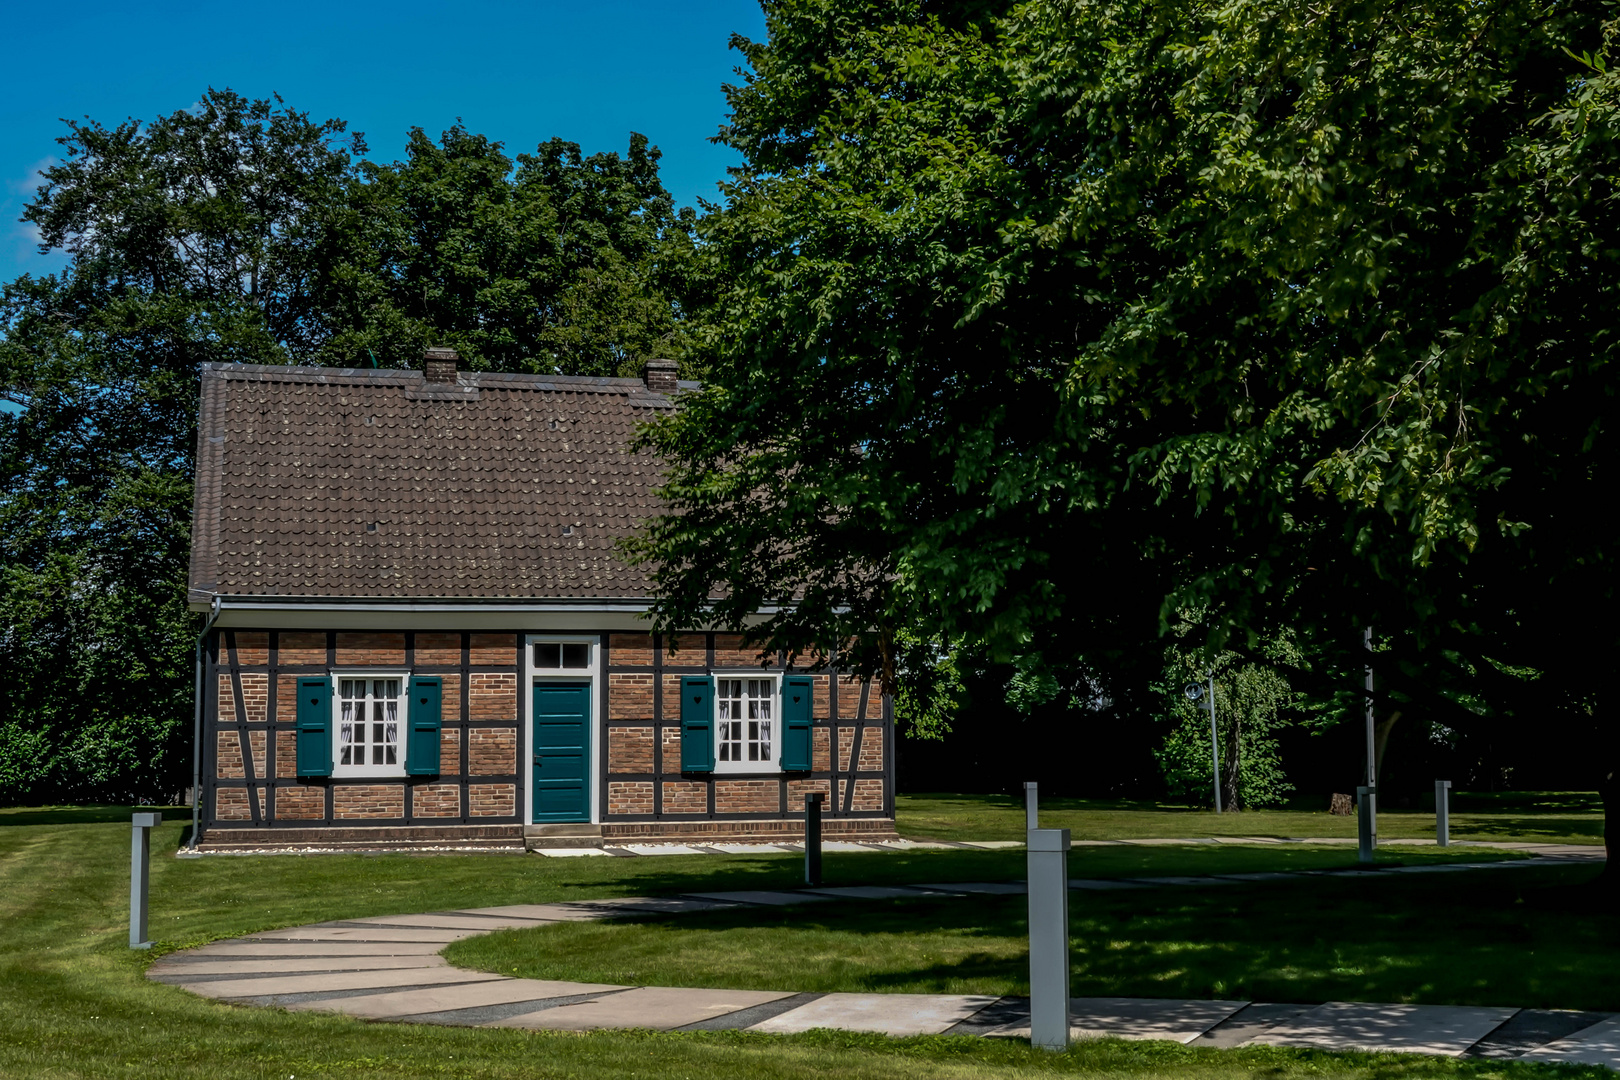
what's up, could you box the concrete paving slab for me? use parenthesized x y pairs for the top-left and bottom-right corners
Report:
(703, 843), (798, 853)
(531, 848), (611, 857)
(1192, 1003), (1314, 1048)
(455, 904), (603, 922)
(917, 882), (1026, 895)
(752, 992), (1000, 1036)
(491, 986), (794, 1030)
(247, 926), (473, 943)
(150, 955), (446, 976)
(178, 967), (502, 1000)
(822, 841), (885, 852)
(1211, 837), (1285, 844)
(1519, 1016), (1620, 1068)
(802, 886), (944, 900)
(293, 978), (630, 1019)
(683, 890), (831, 906)
(616, 844), (711, 856)
(556, 897), (740, 916)
(989, 997), (1247, 1043)
(958, 841), (1024, 849)
(1135, 876), (1231, 887)
(184, 940), (447, 957)
(1120, 838), (1218, 846)
(1069, 879), (1150, 890)
(1212, 873), (1301, 882)
(342, 914), (554, 931)
(1468, 1010), (1617, 1058)
(1246, 1002), (1518, 1055)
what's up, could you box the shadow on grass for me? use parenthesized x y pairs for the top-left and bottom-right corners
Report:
(454, 865), (1620, 1009)
(1453, 815), (1606, 841)
(0, 805), (190, 827)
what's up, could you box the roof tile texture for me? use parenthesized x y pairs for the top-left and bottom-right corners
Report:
(189, 364), (671, 600)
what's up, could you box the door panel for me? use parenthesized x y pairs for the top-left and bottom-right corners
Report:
(532, 683), (590, 823)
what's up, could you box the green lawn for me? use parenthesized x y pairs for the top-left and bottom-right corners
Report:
(0, 805), (1607, 1080)
(451, 862), (1617, 1009)
(896, 792), (1607, 845)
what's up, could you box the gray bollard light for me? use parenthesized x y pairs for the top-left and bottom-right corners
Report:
(130, 811), (161, 949)
(1435, 780), (1452, 847)
(1024, 781), (1039, 831)
(1356, 785), (1377, 863)
(805, 792), (824, 887)
(1027, 827), (1071, 1051)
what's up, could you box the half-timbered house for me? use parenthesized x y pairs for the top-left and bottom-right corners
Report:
(186, 348), (896, 850)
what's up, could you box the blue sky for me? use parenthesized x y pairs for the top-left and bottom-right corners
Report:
(0, 0), (768, 284)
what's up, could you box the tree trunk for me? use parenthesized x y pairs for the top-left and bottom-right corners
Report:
(1374, 710), (1401, 792)
(1222, 711), (1241, 811)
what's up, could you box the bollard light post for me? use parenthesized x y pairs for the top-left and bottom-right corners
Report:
(1024, 781), (1039, 831)
(1027, 827), (1071, 1051)
(1356, 786), (1377, 863)
(1435, 780), (1452, 847)
(805, 792), (824, 887)
(130, 811), (161, 949)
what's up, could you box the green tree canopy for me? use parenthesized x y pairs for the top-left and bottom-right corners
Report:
(632, 0), (1618, 831)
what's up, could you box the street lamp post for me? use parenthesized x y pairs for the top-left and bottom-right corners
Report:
(1184, 678), (1221, 814)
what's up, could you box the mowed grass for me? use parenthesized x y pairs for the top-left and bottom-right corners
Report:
(896, 791), (1607, 845)
(448, 861), (1618, 1010)
(1, 808), (1603, 1080)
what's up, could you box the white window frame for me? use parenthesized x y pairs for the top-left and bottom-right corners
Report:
(713, 672), (782, 774)
(331, 670), (410, 779)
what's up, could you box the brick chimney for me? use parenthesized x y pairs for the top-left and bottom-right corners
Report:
(643, 358), (678, 395)
(423, 346), (459, 384)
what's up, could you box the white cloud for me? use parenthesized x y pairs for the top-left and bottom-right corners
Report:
(10, 157), (58, 197)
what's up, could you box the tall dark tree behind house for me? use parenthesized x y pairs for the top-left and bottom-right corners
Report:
(631, 0), (1620, 863)
(0, 88), (700, 803)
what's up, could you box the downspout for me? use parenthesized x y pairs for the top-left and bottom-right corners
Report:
(189, 597), (222, 852)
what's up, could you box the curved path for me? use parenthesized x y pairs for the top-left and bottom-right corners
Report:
(149, 850), (1620, 1068)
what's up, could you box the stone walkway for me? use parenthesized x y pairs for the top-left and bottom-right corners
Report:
(149, 843), (1617, 1067)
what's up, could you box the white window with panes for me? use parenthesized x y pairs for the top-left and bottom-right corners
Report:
(714, 676), (779, 772)
(333, 675), (406, 777)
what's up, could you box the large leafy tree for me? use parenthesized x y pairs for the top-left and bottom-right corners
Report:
(633, 0), (1618, 858)
(1, 88), (698, 802)
(314, 125), (700, 374)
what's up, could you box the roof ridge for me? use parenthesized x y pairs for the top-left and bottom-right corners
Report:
(199, 362), (660, 396)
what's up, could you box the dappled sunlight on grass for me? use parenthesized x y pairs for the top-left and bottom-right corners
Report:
(450, 866), (1619, 1011)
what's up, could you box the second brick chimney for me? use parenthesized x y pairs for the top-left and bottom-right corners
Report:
(423, 346), (459, 383)
(643, 358), (678, 395)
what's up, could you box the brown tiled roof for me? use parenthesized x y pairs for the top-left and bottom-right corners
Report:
(187, 364), (674, 603)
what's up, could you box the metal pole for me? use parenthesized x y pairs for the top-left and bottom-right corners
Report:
(1356, 786), (1376, 863)
(1024, 781), (1039, 831)
(130, 812), (161, 949)
(805, 792), (824, 887)
(1436, 780), (1451, 847)
(1208, 672), (1222, 814)
(1027, 828), (1071, 1051)
(1361, 627), (1376, 859)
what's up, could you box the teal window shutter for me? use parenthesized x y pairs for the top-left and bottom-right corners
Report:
(405, 675), (442, 776)
(295, 676), (333, 777)
(781, 676), (812, 771)
(680, 675), (715, 772)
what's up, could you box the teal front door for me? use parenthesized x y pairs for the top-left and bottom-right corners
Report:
(532, 683), (591, 823)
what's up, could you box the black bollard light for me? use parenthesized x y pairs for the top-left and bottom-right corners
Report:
(805, 792), (825, 886)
